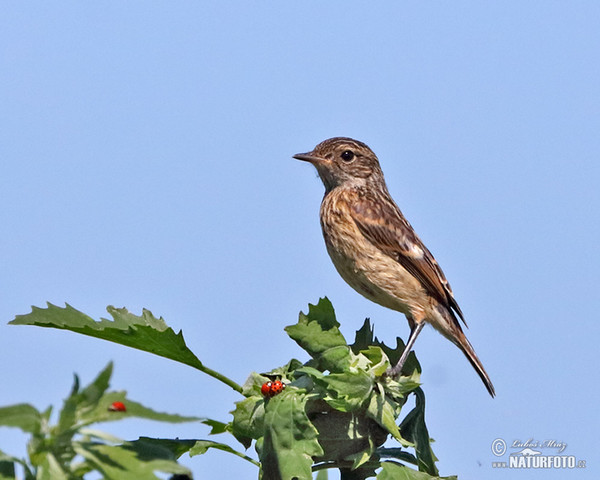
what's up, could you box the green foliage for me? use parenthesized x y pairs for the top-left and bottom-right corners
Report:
(6, 298), (458, 479)
(10, 304), (242, 393)
(0, 362), (198, 480)
(231, 298), (443, 479)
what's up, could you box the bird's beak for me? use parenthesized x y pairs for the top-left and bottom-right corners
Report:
(293, 152), (326, 165)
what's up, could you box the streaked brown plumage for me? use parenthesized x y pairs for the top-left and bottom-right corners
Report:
(294, 137), (495, 397)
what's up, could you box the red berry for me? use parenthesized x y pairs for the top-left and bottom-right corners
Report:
(261, 382), (272, 397)
(270, 380), (285, 396)
(108, 401), (126, 412)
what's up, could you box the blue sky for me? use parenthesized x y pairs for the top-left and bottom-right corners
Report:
(1, 2), (598, 479)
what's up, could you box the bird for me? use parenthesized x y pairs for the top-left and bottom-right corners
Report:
(294, 137), (495, 397)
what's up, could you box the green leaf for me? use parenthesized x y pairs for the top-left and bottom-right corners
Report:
(10, 304), (242, 393)
(190, 440), (259, 466)
(11, 304), (203, 369)
(382, 339), (421, 377)
(315, 469), (329, 480)
(309, 402), (387, 464)
(53, 365), (199, 431)
(366, 392), (410, 447)
(37, 453), (68, 480)
(301, 297), (338, 330)
(74, 440), (191, 480)
(260, 390), (323, 480)
(399, 389), (438, 476)
(356, 346), (390, 377)
(80, 362), (113, 406)
(96, 394), (200, 425)
(201, 418), (229, 435)
(292, 366), (324, 393)
(57, 363), (114, 433)
(262, 358), (305, 381)
(351, 319), (376, 353)
(381, 370), (421, 406)
(376, 448), (418, 466)
(0, 404), (42, 434)
(241, 372), (272, 397)
(321, 370), (373, 412)
(351, 319), (421, 376)
(230, 396), (266, 448)
(127, 437), (196, 459)
(56, 377), (80, 434)
(294, 366), (325, 381)
(78, 428), (123, 444)
(377, 462), (456, 479)
(285, 298), (351, 372)
(0, 459), (15, 480)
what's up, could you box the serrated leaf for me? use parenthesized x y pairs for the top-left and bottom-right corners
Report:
(0, 404), (42, 434)
(286, 299), (351, 372)
(285, 318), (347, 357)
(190, 440), (259, 466)
(399, 388), (438, 476)
(302, 297), (338, 330)
(10, 304), (204, 371)
(260, 391), (323, 480)
(379, 337), (420, 377)
(351, 319), (376, 353)
(201, 419), (229, 435)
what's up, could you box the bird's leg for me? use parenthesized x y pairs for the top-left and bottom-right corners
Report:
(386, 321), (425, 378)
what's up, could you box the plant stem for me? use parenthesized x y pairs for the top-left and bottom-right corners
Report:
(194, 363), (243, 394)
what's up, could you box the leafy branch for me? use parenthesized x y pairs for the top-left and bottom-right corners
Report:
(5, 298), (458, 479)
(10, 304), (243, 394)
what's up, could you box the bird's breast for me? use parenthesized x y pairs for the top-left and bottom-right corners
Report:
(319, 190), (426, 317)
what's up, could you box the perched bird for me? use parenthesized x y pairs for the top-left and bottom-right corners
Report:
(294, 137), (495, 397)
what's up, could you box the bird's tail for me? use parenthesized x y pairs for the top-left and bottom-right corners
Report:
(452, 330), (496, 397)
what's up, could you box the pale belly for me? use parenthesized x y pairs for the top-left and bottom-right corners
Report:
(323, 225), (428, 320)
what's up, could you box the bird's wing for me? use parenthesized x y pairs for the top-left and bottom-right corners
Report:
(349, 189), (466, 324)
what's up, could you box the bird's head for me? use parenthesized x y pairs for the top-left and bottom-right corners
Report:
(294, 137), (384, 192)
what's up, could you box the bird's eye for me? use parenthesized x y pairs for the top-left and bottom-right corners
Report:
(340, 150), (355, 162)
